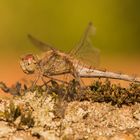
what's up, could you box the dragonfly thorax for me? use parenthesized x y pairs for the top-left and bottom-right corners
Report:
(41, 52), (73, 76)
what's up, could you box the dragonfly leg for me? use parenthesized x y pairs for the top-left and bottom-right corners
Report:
(42, 75), (69, 85)
(30, 74), (41, 90)
(72, 70), (84, 87)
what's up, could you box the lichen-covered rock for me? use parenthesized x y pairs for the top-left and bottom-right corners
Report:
(0, 86), (140, 139)
(62, 101), (140, 139)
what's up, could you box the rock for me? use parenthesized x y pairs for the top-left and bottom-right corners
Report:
(0, 88), (140, 139)
(96, 136), (108, 140)
(110, 133), (135, 140)
(8, 131), (37, 140)
(31, 127), (59, 140)
(0, 121), (15, 138)
(39, 131), (59, 140)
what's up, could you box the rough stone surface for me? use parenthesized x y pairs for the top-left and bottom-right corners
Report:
(0, 91), (140, 140)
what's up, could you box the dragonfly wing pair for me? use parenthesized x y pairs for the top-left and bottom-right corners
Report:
(28, 22), (100, 67)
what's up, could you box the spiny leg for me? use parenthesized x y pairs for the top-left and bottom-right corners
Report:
(72, 67), (92, 99)
(30, 74), (41, 90)
(41, 75), (69, 85)
(72, 69), (84, 88)
(62, 62), (71, 84)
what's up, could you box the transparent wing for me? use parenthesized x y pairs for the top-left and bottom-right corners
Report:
(28, 34), (55, 52)
(70, 22), (100, 67)
(74, 40), (100, 67)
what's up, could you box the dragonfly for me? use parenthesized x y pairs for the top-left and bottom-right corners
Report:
(20, 22), (140, 86)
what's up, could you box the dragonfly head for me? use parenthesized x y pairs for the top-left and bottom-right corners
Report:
(20, 54), (37, 74)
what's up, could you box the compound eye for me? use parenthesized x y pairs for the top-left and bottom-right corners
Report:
(28, 58), (32, 64)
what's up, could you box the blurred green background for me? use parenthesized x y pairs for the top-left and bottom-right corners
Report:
(0, 0), (140, 84)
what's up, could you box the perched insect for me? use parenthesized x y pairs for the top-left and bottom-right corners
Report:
(20, 22), (140, 86)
